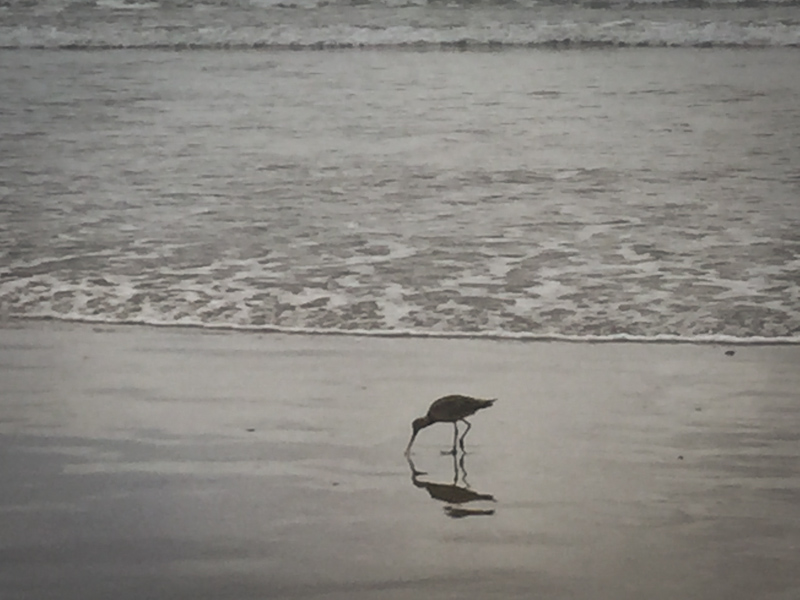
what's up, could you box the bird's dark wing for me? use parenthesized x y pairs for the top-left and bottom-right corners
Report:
(427, 395), (495, 421)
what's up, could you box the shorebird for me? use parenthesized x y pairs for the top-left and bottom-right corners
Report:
(404, 394), (496, 456)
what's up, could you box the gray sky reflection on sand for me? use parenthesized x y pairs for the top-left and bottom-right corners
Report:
(1, 323), (800, 599)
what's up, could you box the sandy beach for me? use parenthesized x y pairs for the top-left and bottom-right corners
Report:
(1, 320), (799, 599)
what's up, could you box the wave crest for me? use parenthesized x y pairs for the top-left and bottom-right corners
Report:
(2, 18), (799, 49)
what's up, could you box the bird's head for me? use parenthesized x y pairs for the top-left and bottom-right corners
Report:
(405, 416), (431, 456)
(411, 417), (429, 434)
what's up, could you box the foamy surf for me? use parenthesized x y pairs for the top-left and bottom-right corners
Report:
(2, 20), (798, 345)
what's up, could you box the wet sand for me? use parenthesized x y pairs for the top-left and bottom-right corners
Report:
(1, 321), (799, 600)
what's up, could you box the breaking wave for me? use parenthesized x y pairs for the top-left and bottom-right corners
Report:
(2, 7), (799, 49)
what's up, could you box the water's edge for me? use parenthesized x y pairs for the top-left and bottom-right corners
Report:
(12, 315), (800, 345)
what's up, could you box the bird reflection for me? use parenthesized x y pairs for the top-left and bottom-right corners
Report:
(407, 452), (495, 519)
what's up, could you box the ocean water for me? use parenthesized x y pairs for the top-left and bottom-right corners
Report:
(1, 0), (799, 342)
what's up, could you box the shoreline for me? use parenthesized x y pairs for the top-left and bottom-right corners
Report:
(6, 316), (800, 346)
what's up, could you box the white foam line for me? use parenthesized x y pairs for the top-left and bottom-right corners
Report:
(15, 315), (800, 346)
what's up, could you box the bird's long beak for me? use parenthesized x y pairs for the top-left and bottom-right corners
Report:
(404, 431), (418, 456)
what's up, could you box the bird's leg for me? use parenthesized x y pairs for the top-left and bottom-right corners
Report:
(458, 419), (472, 452)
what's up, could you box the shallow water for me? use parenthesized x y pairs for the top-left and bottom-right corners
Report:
(1, 324), (799, 599)
(2, 47), (799, 340)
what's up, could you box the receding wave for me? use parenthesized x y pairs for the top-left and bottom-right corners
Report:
(18, 314), (800, 345)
